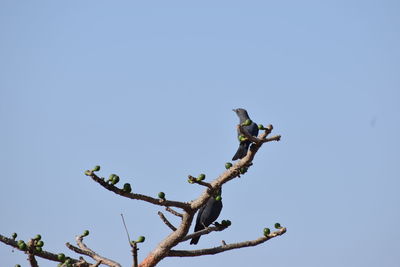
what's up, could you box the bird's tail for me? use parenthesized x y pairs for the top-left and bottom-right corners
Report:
(232, 142), (250, 160)
(190, 223), (205, 245)
(190, 235), (200, 245)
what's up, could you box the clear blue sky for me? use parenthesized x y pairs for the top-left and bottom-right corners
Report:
(1, 1), (399, 266)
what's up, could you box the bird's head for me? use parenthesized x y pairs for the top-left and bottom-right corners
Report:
(233, 108), (250, 120)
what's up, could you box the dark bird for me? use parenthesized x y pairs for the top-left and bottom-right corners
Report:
(232, 108), (259, 160)
(190, 190), (223, 245)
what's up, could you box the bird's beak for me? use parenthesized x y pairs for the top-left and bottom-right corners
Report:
(232, 109), (237, 112)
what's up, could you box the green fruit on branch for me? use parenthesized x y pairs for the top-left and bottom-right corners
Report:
(57, 253), (66, 262)
(242, 119), (252, 126)
(263, 228), (271, 236)
(225, 162), (232, 169)
(158, 192), (165, 199)
(92, 165), (101, 172)
(136, 236), (145, 243)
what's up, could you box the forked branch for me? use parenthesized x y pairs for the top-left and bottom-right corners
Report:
(66, 234), (121, 267)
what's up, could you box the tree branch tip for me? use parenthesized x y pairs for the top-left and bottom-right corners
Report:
(263, 135), (281, 143)
(131, 236), (146, 244)
(165, 207), (183, 218)
(187, 175), (212, 188)
(158, 211), (177, 231)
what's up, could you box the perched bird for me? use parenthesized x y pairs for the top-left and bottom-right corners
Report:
(190, 190), (223, 245)
(232, 108), (259, 160)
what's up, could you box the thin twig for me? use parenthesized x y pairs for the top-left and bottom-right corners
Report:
(132, 242), (138, 267)
(91, 261), (102, 267)
(263, 135), (281, 143)
(66, 243), (93, 257)
(165, 207), (183, 218)
(73, 234), (122, 267)
(121, 214), (132, 243)
(187, 175), (213, 189)
(237, 124), (277, 145)
(180, 225), (228, 242)
(120, 214), (139, 267)
(157, 212), (177, 231)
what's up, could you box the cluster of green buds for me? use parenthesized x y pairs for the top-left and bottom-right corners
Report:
(89, 166), (133, 193)
(187, 173), (207, 184)
(17, 240), (27, 251)
(33, 234), (44, 252)
(16, 234), (44, 252)
(258, 124), (266, 130)
(84, 165), (101, 176)
(57, 254), (73, 267)
(262, 223), (283, 237)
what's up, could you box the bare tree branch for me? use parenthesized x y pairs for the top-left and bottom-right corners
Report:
(66, 243), (91, 256)
(138, 212), (194, 267)
(66, 234), (121, 267)
(158, 211), (177, 231)
(75, 257), (92, 267)
(86, 171), (191, 211)
(131, 242), (138, 267)
(91, 261), (102, 267)
(28, 254), (38, 267)
(0, 234), (86, 266)
(264, 135), (282, 142)
(165, 207), (183, 218)
(168, 227), (287, 257)
(27, 239), (39, 267)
